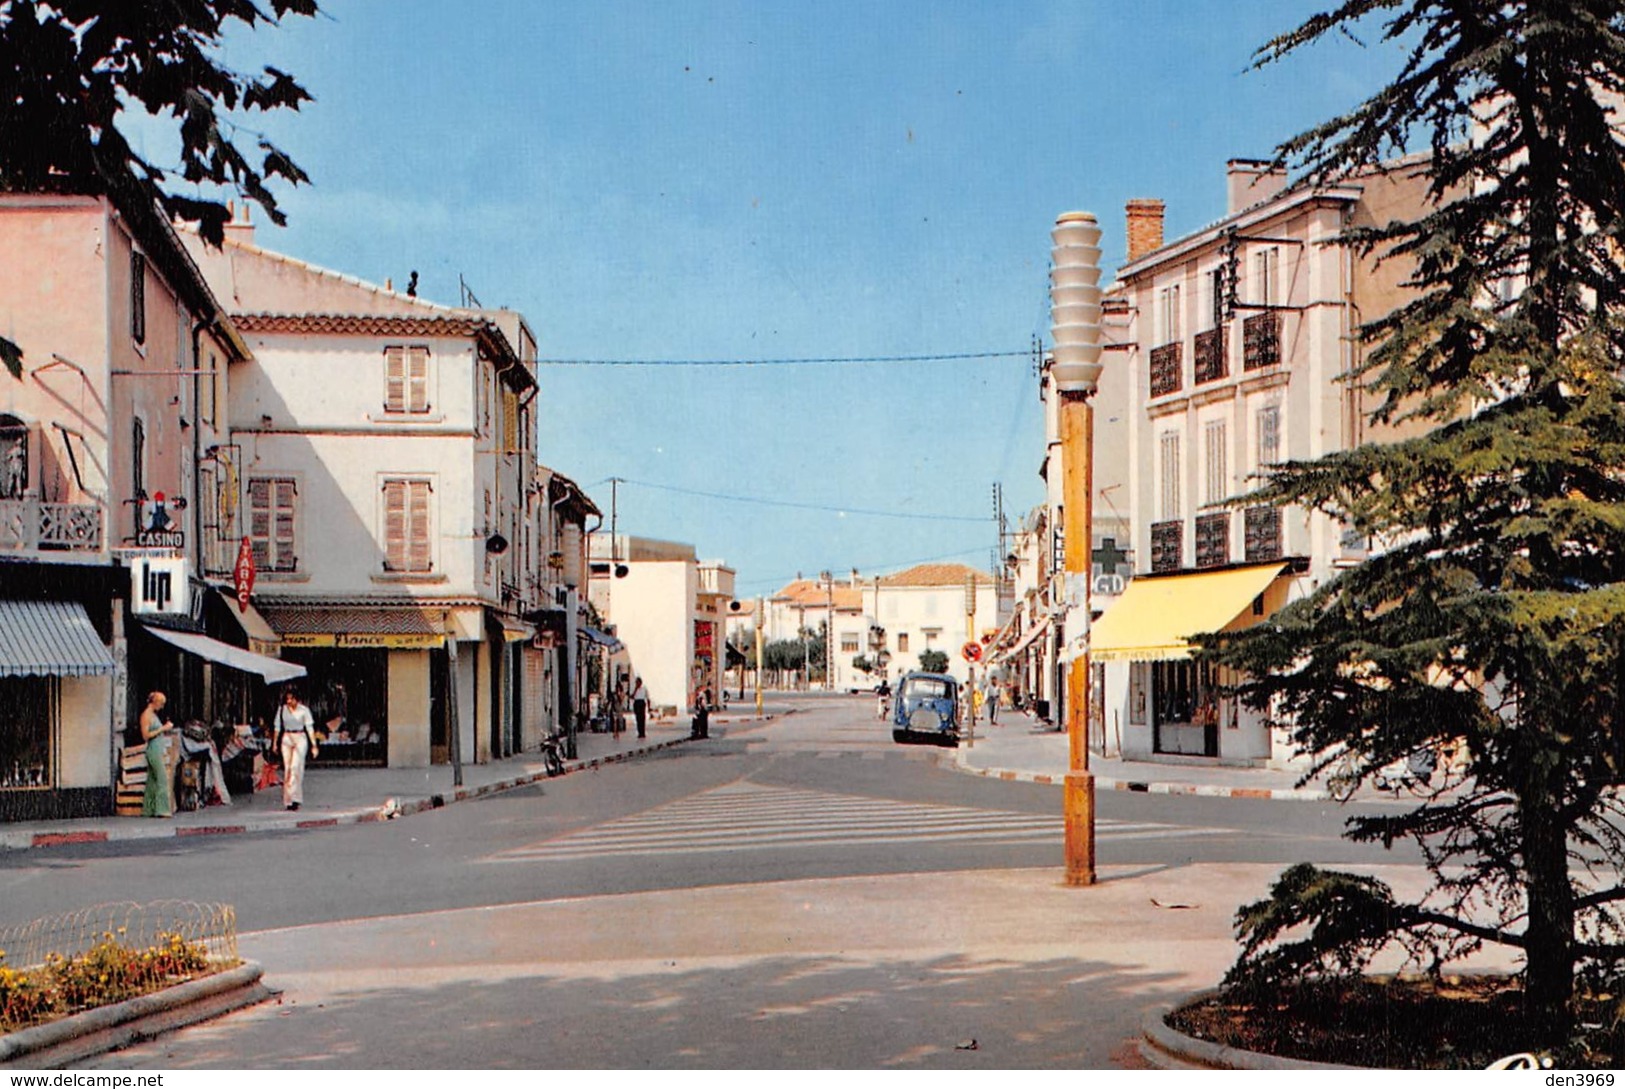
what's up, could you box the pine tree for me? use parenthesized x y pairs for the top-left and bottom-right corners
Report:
(1214, 0), (1625, 1036)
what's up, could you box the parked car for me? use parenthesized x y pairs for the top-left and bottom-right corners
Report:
(891, 671), (960, 746)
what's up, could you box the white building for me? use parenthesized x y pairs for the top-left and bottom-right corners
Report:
(184, 219), (562, 768)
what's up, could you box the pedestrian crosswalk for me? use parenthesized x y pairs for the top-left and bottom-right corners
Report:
(482, 780), (1228, 864)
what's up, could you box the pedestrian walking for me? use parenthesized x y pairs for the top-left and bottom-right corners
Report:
(690, 683), (711, 740)
(876, 678), (891, 721)
(274, 687), (317, 811)
(138, 691), (174, 818)
(631, 676), (649, 738)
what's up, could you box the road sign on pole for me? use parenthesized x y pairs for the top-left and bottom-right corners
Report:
(961, 640), (982, 663)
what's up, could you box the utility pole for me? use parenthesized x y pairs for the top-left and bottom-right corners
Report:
(1051, 210), (1103, 888)
(964, 573), (977, 746)
(821, 570), (834, 691)
(754, 596), (764, 716)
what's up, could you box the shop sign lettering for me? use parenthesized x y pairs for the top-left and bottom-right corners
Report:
(130, 555), (190, 615)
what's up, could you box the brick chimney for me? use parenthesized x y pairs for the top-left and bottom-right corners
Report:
(1125, 199), (1165, 262)
(1226, 159), (1289, 214)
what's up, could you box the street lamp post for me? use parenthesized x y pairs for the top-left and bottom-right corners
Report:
(1051, 210), (1104, 887)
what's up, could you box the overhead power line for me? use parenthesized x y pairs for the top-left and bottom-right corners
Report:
(538, 349), (1030, 367)
(603, 477), (988, 523)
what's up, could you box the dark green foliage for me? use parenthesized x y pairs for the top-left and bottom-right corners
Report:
(1213, 0), (1625, 1036)
(0, 1), (319, 245)
(917, 649), (949, 675)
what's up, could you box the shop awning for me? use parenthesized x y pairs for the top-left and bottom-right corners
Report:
(259, 605), (444, 649)
(496, 616), (535, 642)
(1090, 563), (1288, 662)
(213, 588), (282, 656)
(580, 626), (624, 653)
(142, 624), (307, 684)
(997, 615), (1053, 660)
(0, 600), (115, 678)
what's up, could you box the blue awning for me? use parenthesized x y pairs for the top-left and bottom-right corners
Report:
(579, 626), (624, 653)
(0, 600), (115, 678)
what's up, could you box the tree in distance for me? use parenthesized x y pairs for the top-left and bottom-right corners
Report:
(917, 649), (950, 675)
(1209, 0), (1625, 1042)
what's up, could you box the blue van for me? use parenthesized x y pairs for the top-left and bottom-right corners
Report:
(891, 671), (960, 746)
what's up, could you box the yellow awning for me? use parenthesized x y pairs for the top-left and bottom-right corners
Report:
(1090, 563), (1288, 662)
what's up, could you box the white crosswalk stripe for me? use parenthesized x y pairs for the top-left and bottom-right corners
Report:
(483, 780), (1226, 863)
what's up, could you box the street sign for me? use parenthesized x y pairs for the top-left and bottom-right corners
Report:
(961, 640), (982, 663)
(233, 536), (256, 613)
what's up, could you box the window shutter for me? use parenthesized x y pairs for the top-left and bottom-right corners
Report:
(408, 481), (432, 572)
(274, 480), (298, 570)
(385, 347), (406, 412)
(502, 390), (518, 452)
(249, 479), (271, 569)
(408, 347), (430, 412)
(384, 480), (407, 570)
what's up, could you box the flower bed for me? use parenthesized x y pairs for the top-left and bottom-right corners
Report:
(1168, 976), (1620, 1069)
(0, 930), (230, 1031)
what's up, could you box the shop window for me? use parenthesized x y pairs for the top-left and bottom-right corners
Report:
(840, 634), (859, 654)
(383, 477), (433, 573)
(383, 346), (431, 414)
(1128, 663), (1148, 725)
(0, 676), (52, 788)
(248, 477), (299, 572)
(896, 632), (909, 653)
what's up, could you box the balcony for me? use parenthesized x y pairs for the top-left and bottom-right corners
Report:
(0, 498), (103, 555)
(1195, 512), (1230, 569)
(1193, 328), (1228, 384)
(1149, 342), (1182, 397)
(1244, 505), (1283, 562)
(1243, 312), (1280, 371)
(1150, 520), (1182, 573)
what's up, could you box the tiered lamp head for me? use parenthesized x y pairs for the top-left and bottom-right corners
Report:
(1050, 212), (1103, 396)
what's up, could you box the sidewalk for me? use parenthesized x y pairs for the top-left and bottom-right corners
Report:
(951, 711), (1378, 802)
(0, 704), (793, 853)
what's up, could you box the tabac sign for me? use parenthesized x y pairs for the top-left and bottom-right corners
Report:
(129, 555), (190, 615)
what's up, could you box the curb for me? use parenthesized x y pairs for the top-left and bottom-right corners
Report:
(1139, 993), (1358, 1070)
(0, 961), (271, 1069)
(949, 751), (1331, 801)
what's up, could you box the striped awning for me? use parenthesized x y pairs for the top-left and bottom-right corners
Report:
(0, 600), (115, 678)
(259, 605), (444, 649)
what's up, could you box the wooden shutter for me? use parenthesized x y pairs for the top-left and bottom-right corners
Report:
(385, 347), (406, 412)
(384, 479), (432, 572)
(502, 389), (518, 452)
(249, 479), (271, 569)
(272, 480), (298, 570)
(408, 347), (429, 412)
(408, 480), (432, 572)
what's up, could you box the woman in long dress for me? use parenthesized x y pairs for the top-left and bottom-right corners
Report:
(139, 691), (174, 818)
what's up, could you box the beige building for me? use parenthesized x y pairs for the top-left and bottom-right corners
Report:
(588, 534), (735, 712)
(1085, 156), (1434, 765)
(182, 216), (560, 769)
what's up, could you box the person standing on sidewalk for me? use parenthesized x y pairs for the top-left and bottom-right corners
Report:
(631, 676), (649, 739)
(139, 691), (174, 818)
(691, 683), (711, 740)
(274, 688), (317, 811)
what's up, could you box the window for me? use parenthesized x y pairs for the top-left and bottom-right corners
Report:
(1204, 421), (1228, 506)
(1128, 663), (1148, 725)
(477, 364), (491, 437)
(1256, 405), (1281, 469)
(1208, 267), (1226, 328)
(502, 388), (519, 452)
(840, 633), (859, 654)
(1159, 432), (1181, 521)
(1253, 247), (1279, 307)
(896, 632), (909, 653)
(384, 346), (431, 414)
(248, 477), (299, 572)
(1158, 283), (1181, 345)
(130, 252), (146, 344)
(131, 418), (145, 500)
(0, 677), (51, 788)
(383, 478), (433, 573)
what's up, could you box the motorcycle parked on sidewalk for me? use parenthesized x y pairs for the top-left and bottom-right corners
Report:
(539, 730), (566, 777)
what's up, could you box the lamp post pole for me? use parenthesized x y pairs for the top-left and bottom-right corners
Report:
(754, 597), (764, 716)
(1051, 210), (1104, 887)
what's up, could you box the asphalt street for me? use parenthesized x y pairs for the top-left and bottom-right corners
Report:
(3, 696), (1443, 1068)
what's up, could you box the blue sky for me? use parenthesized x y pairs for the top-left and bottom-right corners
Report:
(194, 1), (1405, 596)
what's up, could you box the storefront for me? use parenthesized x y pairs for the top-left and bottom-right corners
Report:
(1091, 562), (1290, 762)
(0, 598), (117, 822)
(260, 604), (445, 768)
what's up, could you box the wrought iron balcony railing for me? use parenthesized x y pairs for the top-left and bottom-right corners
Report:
(1150, 519), (1182, 573)
(1244, 505), (1283, 562)
(1149, 342), (1182, 397)
(1243, 312), (1280, 371)
(1195, 512), (1230, 569)
(0, 499), (103, 553)
(1194, 327), (1228, 384)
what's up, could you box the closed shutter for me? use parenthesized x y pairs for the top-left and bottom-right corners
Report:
(385, 347), (406, 412)
(502, 390), (518, 453)
(249, 478), (298, 571)
(384, 479), (432, 572)
(249, 479), (271, 569)
(408, 347), (430, 412)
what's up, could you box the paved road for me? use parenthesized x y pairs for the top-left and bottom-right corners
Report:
(5, 695), (1437, 1068)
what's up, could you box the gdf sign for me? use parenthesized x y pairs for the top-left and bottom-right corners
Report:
(961, 640), (983, 663)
